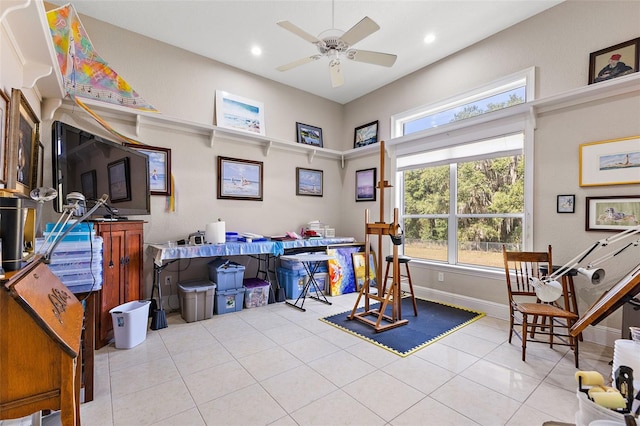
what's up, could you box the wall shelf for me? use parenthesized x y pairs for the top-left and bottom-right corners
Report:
(8, 0), (640, 168)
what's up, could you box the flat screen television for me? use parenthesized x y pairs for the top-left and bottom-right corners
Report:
(52, 121), (150, 217)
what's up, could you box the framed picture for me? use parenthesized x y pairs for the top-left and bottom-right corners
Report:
(579, 136), (640, 186)
(355, 167), (377, 202)
(296, 122), (323, 147)
(586, 196), (640, 232)
(125, 144), (172, 196)
(354, 120), (378, 148)
(107, 157), (131, 202)
(296, 167), (323, 196)
(352, 251), (377, 290)
(0, 90), (9, 184)
(81, 170), (97, 200)
(589, 38), (639, 84)
(557, 194), (575, 213)
(217, 156), (263, 201)
(215, 90), (265, 136)
(6, 88), (39, 196)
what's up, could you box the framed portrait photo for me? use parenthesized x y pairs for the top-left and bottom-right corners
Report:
(296, 167), (323, 196)
(589, 37), (639, 85)
(579, 135), (640, 186)
(355, 167), (377, 202)
(354, 120), (379, 148)
(296, 122), (323, 147)
(586, 196), (640, 232)
(557, 194), (575, 213)
(107, 157), (131, 203)
(125, 144), (172, 196)
(217, 156), (263, 201)
(6, 88), (39, 196)
(215, 90), (265, 136)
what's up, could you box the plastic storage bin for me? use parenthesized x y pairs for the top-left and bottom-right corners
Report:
(214, 287), (245, 314)
(109, 300), (150, 349)
(277, 267), (307, 300)
(178, 280), (216, 322)
(575, 390), (625, 426)
(44, 222), (95, 242)
(243, 278), (270, 308)
(208, 258), (245, 291)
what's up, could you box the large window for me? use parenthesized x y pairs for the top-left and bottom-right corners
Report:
(399, 135), (524, 268)
(392, 69), (534, 270)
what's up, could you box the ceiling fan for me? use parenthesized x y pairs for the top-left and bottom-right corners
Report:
(276, 6), (397, 88)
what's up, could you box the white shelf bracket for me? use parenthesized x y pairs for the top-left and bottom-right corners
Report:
(307, 149), (316, 163)
(264, 140), (273, 156)
(0, 0), (30, 24)
(340, 153), (345, 169)
(22, 62), (52, 89)
(135, 114), (142, 136)
(42, 97), (63, 121)
(210, 130), (216, 147)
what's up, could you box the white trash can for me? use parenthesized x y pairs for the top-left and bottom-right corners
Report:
(109, 300), (151, 349)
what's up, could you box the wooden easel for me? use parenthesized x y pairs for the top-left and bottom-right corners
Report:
(348, 141), (410, 332)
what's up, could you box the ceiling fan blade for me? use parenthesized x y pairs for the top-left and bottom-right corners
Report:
(340, 16), (379, 46)
(348, 49), (397, 67)
(277, 21), (322, 44)
(329, 60), (344, 88)
(277, 56), (319, 71)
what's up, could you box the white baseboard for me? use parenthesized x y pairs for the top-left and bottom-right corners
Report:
(413, 287), (621, 348)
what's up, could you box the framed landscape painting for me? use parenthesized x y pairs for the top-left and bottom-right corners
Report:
(579, 136), (640, 186)
(125, 144), (172, 196)
(296, 167), (323, 196)
(296, 122), (323, 147)
(217, 156), (263, 201)
(586, 196), (640, 231)
(354, 120), (378, 148)
(215, 90), (265, 136)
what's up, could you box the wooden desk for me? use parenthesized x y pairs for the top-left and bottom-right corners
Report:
(0, 259), (83, 425)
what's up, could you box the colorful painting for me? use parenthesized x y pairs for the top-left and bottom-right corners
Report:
(352, 252), (377, 290)
(327, 245), (365, 296)
(46, 4), (156, 112)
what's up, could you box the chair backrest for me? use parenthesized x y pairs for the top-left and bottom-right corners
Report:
(502, 245), (553, 302)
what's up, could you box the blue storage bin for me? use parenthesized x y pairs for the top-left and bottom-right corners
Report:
(214, 288), (245, 314)
(277, 267), (308, 300)
(208, 257), (245, 290)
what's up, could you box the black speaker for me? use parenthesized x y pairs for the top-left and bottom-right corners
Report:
(0, 198), (25, 271)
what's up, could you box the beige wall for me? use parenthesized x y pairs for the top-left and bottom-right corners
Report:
(3, 1), (639, 339)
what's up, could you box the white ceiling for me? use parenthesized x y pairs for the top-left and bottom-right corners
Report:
(47, 0), (563, 104)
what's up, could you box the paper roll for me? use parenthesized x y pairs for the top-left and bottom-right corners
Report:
(205, 221), (225, 244)
(575, 371), (605, 387)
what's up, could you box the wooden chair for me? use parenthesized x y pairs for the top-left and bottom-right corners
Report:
(502, 245), (579, 367)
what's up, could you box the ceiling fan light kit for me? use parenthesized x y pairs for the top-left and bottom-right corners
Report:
(276, 15), (397, 88)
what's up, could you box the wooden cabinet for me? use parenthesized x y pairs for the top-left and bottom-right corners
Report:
(93, 221), (144, 349)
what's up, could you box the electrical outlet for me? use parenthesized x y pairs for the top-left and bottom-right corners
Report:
(165, 276), (171, 286)
(438, 272), (444, 282)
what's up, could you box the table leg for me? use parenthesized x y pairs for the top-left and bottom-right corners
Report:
(285, 261), (332, 311)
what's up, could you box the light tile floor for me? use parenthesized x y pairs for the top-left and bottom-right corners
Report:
(10, 292), (616, 425)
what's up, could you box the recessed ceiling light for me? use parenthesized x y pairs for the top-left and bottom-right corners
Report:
(251, 46), (262, 56)
(424, 34), (436, 44)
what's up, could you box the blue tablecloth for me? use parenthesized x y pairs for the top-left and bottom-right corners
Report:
(149, 237), (356, 266)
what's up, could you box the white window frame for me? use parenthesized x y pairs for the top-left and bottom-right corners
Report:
(389, 68), (536, 275)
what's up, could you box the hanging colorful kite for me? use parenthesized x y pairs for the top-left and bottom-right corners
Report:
(47, 3), (157, 113)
